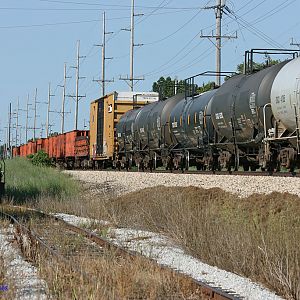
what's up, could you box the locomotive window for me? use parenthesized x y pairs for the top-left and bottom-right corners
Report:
(194, 113), (197, 124)
(180, 116), (182, 126)
(187, 115), (190, 125)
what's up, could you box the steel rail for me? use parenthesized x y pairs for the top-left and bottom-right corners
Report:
(1, 205), (242, 300)
(79, 167), (299, 177)
(0, 208), (92, 280)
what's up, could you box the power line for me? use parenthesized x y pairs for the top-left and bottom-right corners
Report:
(0, 6), (204, 12)
(38, 1), (209, 10)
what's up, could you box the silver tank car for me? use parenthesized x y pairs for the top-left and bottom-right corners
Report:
(209, 61), (289, 144)
(134, 93), (185, 150)
(170, 90), (217, 149)
(116, 107), (143, 153)
(271, 56), (300, 132)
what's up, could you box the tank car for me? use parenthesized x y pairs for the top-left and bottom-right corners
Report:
(208, 61), (289, 171)
(169, 89), (217, 170)
(117, 93), (184, 170)
(267, 56), (300, 171)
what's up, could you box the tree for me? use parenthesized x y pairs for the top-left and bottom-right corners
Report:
(152, 77), (215, 99)
(237, 55), (280, 74)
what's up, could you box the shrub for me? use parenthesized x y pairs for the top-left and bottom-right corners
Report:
(30, 150), (51, 167)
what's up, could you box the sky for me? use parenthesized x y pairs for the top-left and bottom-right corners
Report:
(0, 0), (300, 145)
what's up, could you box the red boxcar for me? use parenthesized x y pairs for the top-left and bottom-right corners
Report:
(75, 131), (89, 158)
(48, 136), (56, 159)
(36, 139), (43, 151)
(27, 141), (37, 156)
(56, 134), (66, 159)
(43, 138), (49, 156)
(20, 145), (27, 157)
(65, 131), (76, 158)
(13, 147), (20, 157)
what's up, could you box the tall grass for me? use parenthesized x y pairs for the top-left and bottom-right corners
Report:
(38, 185), (300, 299)
(4, 158), (79, 203)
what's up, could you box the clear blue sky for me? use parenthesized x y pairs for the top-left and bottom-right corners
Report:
(1, 0), (299, 144)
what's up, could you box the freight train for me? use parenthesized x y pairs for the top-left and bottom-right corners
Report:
(12, 49), (300, 174)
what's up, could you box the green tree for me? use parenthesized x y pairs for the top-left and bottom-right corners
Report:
(237, 55), (280, 74)
(152, 77), (215, 99)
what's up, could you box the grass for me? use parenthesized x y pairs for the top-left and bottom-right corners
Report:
(4, 158), (79, 203)
(36, 184), (300, 300)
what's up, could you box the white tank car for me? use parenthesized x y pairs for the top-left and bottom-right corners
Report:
(271, 57), (300, 132)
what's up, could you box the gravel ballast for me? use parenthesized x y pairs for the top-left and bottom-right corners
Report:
(0, 225), (49, 300)
(65, 170), (300, 197)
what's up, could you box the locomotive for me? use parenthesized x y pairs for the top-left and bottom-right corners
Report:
(12, 49), (300, 174)
(116, 50), (300, 174)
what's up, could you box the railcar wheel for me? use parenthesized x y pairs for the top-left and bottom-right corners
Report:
(243, 164), (250, 171)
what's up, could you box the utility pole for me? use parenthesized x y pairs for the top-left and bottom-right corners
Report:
(33, 88), (38, 140)
(75, 41), (80, 131)
(25, 94), (31, 143)
(58, 63), (71, 134)
(15, 98), (19, 147)
(201, 0), (237, 86)
(120, 0), (144, 91)
(8, 103), (12, 157)
(94, 12), (114, 97)
(290, 37), (300, 49)
(68, 40), (86, 131)
(61, 63), (67, 134)
(46, 83), (55, 138)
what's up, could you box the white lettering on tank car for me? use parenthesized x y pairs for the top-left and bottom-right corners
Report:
(215, 112), (224, 120)
(249, 92), (256, 115)
(172, 122), (178, 128)
(157, 117), (161, 129)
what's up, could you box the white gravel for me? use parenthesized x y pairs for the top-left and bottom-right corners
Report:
(65, 170), (300, 197)
(0, 225), (49, 300)
(55, 212), (283, 300)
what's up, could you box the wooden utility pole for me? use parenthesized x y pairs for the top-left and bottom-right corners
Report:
(201, 0), (237, 86)
(46, 83), (55, 137)
(15, 98), (19, 147)
(94, 12), (113, 97)
(33, 88), (38, 140)
(68, 40), (86, 131)
(120, 0), (144, 91)
(25, 94), (31, 143)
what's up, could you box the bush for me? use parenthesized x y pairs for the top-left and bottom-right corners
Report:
(30, 150), (51, 167)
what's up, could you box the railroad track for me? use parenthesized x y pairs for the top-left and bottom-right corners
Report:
(0, 205), (243, 300)
(76, 167), (299, 177)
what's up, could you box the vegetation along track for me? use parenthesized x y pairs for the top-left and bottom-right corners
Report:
(0, 205), (242, 300)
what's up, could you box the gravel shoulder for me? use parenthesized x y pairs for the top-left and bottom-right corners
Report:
(65, 170), (300, 197)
